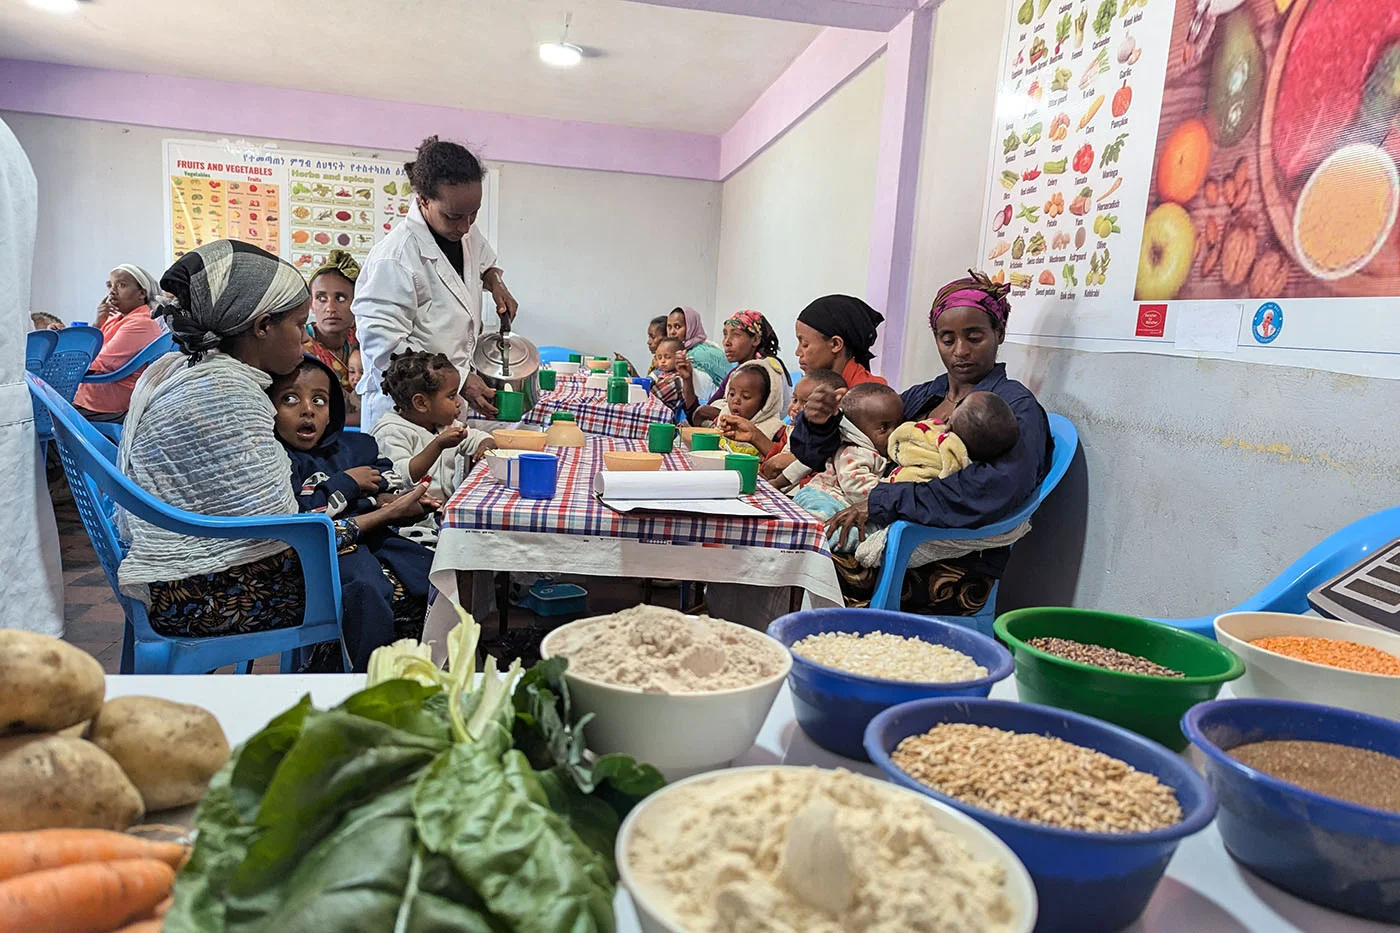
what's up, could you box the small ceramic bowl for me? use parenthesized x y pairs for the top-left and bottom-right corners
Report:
(483, 448), (524, 485)
(1215, 612), (1400, 718)
(548, 361), (581, 376)
(603, 450), (663, 471)
(491, 428), (548, 451)
(686, 450), (728, 471)
(585, 358), (612, 372)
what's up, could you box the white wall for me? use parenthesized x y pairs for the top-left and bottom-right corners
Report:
(901, 0), (1400, 618)
(2, 111), (720, 372)
(713, 57), (885, 372)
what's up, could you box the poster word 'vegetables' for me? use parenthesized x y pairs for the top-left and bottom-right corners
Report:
(980, 0), (1400, 376)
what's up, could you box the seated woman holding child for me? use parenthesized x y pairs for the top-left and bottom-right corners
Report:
(790, 271), (1053, 613)
(116, 241), (437, 672)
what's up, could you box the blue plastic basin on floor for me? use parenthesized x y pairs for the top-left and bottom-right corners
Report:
(865, 698), (1217, 933)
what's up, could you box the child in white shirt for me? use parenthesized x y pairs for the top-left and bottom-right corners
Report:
(367, 350), (496, 506)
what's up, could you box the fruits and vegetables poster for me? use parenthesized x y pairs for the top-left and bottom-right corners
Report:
(163, 139), (497, 277)
(980, 0), (1400, 374)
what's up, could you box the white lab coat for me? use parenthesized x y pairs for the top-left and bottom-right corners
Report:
(0, 117), (64, 636)
(352, 199), (498, 429)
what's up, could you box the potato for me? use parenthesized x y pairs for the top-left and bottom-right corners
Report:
(88, 696), (230, 811)
(0, 733), (144, 831)
(0, 631), (105, 734)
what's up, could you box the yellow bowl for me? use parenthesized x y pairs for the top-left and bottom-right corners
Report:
(492, 428), (548, 451)
(603, 450), (663, 471)
(585, 358), (613, 372)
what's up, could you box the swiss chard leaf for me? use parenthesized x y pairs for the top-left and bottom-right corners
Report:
(337, 679), (449, 741)
(413, 737), (616, 933)
(231, 696), (450, 894)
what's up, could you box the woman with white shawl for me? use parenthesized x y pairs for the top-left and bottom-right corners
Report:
(118, 240), (424, 669)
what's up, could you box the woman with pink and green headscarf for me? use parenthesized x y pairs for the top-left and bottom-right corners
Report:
(790, 270), (1054, 615)
(691, 308), (791, 423)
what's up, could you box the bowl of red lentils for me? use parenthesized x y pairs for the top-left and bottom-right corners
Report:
(1215, 611), (1400, 719)
(1184, 697), (1400, 922)
(994, 608), (1244, 751)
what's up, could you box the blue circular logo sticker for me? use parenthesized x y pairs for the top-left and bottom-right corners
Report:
(1252, 302), (1282, 344)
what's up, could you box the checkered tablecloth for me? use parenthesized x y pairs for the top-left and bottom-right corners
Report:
(440, 436), (831, 555)
(521, 384), (675, 440)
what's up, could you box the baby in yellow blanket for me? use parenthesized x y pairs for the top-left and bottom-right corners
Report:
(888, 391), (1020, 483)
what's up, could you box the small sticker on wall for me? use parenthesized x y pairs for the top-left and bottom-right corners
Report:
(1252, 302), (1283, 344)
(1136, 304), (1167, 338)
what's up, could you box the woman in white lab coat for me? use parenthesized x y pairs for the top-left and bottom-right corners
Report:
(353, 136), (519, 428)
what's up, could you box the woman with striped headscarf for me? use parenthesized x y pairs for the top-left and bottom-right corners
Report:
(789, 270), (1054, 614)
(116, 240), (428, 669)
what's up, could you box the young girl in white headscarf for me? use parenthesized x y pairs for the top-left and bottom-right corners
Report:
(118, 240), (435, 671)
(706, 357), (788, 461)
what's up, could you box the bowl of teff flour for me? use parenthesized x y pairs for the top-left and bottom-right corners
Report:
(618, 766), (1037, 933)
(540, 606), (791, 777)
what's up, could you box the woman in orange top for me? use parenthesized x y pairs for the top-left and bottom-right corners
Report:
(792, 294), (888, 387)
(73, 264), (167, 422)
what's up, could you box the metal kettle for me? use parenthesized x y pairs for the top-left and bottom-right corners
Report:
(472, 315), (541, 409)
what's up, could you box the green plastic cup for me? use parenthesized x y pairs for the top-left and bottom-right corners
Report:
(537, 369), (557, 391)
(612, 359), (629, 378)
(994, 608), (1245, 750)
(549, 412), (575, 423)
(568, 352), (582, 363)
(496, 389), (524, 421)
(691, 431), (721, 451)
(606, 377), (629, 404)
(648, 422), (677, 453)
(724, 452), (760, 494)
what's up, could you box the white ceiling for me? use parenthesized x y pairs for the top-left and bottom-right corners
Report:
(0, 0), (822, 135)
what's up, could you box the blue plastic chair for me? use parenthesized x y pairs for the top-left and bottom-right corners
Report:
(80, 332), (175, 386)
(1152, 504), (1400, 639)
(869, 413), (1080, 636)
(26, 329), (58, 375)
(538, 345), (582, 364)
(34, 325), (103, 447)
(28, 373), (348, 674)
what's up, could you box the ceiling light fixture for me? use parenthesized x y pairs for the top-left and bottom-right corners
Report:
(539, 12), (582, 68)
(27, 0), (81, 13)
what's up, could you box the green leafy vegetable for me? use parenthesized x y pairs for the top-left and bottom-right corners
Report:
(1102, 132), (1129, 165)
(1003, 131), (1021, 155)
(1037, 0), (1051, 17)
(167, 610), (660, 933)
(1093, 0), (1117, 36)
(1017, 0), (1034, 25)
(1063, 263), (1079, 286)
(1121, 0), (1148, 12)
(1056, 12), (1072, 44)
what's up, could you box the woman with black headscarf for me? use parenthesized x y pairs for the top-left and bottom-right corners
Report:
(792, 294), (888, 387)
(790, 272), (1053, 615)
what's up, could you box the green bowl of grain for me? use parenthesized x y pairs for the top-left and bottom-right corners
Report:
(995, 608), (1244, 750)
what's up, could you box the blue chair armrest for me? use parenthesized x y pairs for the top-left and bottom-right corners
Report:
(82, 369), (128, 385)
(91, 422), (123, 445)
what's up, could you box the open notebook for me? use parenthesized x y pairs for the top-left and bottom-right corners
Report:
(592, 470), (770, 518)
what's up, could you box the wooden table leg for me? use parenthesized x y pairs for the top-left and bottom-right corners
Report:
(788, 586), (803, 614)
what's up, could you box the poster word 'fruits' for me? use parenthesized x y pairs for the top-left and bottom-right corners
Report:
(978, 0), (1400, 375)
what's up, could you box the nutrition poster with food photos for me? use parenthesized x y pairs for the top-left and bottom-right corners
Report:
(164, 140), (416, 276)
(979, 0), (1400, 377)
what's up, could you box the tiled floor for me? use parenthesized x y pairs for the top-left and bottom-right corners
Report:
(55, 483), (683, 674)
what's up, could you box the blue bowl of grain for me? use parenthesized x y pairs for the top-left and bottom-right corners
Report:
(1183, 697), (1400, 922)
(766, 608), (1013, 760)
(866, 697), (1217, 933)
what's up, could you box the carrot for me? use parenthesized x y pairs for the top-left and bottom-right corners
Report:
(0, 830), (188, 882)
(0, 858), (174, 933)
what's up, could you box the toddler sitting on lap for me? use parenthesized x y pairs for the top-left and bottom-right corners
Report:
(269, 356), (440, 669)
(710, 357), (788, 459)
(649, 336), (713, 416)
(792, 382), (904, 552)
(367, 350), (497, 513)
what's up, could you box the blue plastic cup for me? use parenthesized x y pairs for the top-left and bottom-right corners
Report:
(517, 452), (558, 499)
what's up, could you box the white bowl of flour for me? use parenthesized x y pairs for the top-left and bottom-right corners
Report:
(618, 766), (1037, 933)
(539, 606), (791, 778)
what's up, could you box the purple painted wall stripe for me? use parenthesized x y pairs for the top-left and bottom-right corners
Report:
(0, 59), (720, 181)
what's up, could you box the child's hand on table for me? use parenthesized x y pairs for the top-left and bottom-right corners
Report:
(345, 466), (384, 494)
(470, 438), (498, 466)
